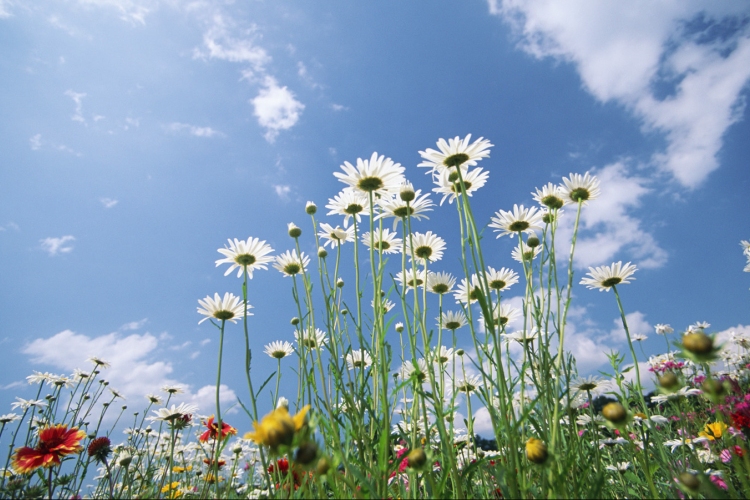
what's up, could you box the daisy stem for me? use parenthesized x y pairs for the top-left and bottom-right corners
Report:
(242, 267), (259, 421)
(214, 319), (225, 498)
(612, 285), (647, 413)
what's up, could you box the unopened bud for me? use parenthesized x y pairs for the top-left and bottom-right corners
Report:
(288, 223), (302, 238)
(602, 402), (627, 424)
(317, 246), (327, 258)
(683, 332), (713, 355)
(291, 317), (300, 326)
(305, 201), (317, 215)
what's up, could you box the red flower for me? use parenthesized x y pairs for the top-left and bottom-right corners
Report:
(12, 424), (86, 473)
(87, 436), (112, 463)
(198, 415), (237, 443)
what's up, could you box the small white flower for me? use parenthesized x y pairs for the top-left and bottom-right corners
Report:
(532, 182), (565, 210)
(318, 223), (355, 248)
(432, 167), (489, 205)
(215, 237), (275, 278)
(197, 292), (248, 324)
(395, 268), (427, 289)
(150, 403), (199, 422)
(376, 191), (434, 230)
(334, 152), (405, 196)
(580, 262), (637, 291)
(361, 228), (402, 254)
(455, 375), (482, 394)
(294, 328), (328, 349)
(655, 324), (674, 335)
(426, 271), (456, 295)
(560, 172), (601, 205)
(439, 310), (468, 331)
(453, 275), (482, 304)
(484, 266), (519, 291)
(0, 413), (20, 424)
(511, 241), (541, 263)
(264, 341), (295, 359)
(489, 204), (544, 238)
(687, 321), (710, 332)
(404, 231), (446, 263)
(326, 188), (370, 227)
(632, 333), (648, 342)
(344, 350), (373, 370)
(273, 250), (310, 277)
(418, 134), (493, 176)
(605, 462), (631, 473)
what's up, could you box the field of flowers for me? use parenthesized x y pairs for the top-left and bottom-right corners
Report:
(2, 135), (750, 499)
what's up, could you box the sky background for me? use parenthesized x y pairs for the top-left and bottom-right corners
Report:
(1, 0), (749, 436)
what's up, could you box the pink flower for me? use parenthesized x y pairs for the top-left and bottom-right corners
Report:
(710, 474), (728, 490)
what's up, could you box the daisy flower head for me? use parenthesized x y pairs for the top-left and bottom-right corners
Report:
(426, 271), (456, 294)
(453, 275), (482, 304)
(326, 187), (370, 227)
(418, 134), (493, 175)
(294, 327), (328, 350)
(376, 190), (434, 229)
(455, 375), (482, 394)
(345, 350), (373, 370)
(395, 268), (427, 289)
(305, 201), (317, 214)
(480, 303), (520, 329)
(532, 182), (565, 210)
(150, 403), (199, 422)
(687, 321), (710, 332)
(560, 172), (601, 205)
(490, 204), (544, 238)
(216, 237), (275, 278)
(434, 346), (455, 365)
(197, 292), (248, 324)
(273, 250), (310, 277)
(0, 413), (20, 424)
(655, 324), (674, 335)
(439, 310), (467, 331)
(161, 385), (185, 395)
(318, 223), (355, 248)
(432, 167), (489, 205)
(632, 333), (648, 342)
(334, 152), (405, 196)
(541, 207), (563, 224)
(404, 231), (446, 263)
(361, 228), (402, 254)
(580, 261), (637, 291)
(146, 394), (163, 405)
(399, 359), (429, 383)
(264, 340), (295, 359)
(740, 240), (750, 255)
(87, 357), (111, 369)
(501, 330), (538, 345)
(511, 241), (542, 263)
(485, 266), (519, 291)
(570, 375), (611, 396)
(12, 424), (87, 474)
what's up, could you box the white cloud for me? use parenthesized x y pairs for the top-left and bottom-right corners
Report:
(0, 0), (12, 19)
(76, 0), (151, 25)
(200, 338), (211, 346)
(64, 89), (87, 124)
(188, 384), (238, 415)
(0, 222), (19, 232)
(22, 328), (237, 414)
(100, 197), (119, 208)
(164, 122), (222, 138)
(40, 235), (75, 256)
(608, 311), (651, 343)
(297, 61), (322, 89)
(124, 117), (140, 129)
(331, 103), (348, 112)
(29, 134), (42, 150)
(273, 184), (291, 200)
(120, 318), (147, 331)
(555, 163), (668, 269)
(194, 15), (270, 70)
(251, 76), (305, 142)
(491, 1), (750, 187)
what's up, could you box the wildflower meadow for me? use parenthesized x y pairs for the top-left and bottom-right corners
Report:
(2, 135), (750, 499)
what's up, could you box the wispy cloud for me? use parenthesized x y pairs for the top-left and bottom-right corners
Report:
(273, 184), (291, 200)
(120, 318), (147, 331)
(331, 103), (348, 112)
(75, 0), (151, 26)
(164, 122), (222, 138)
(0, 0), (13, 19)
(40, 235), (75, 256)
(252, 76), (305, 142)
(64, 89), (87, 124)
(29, 134), (42, 150)
(100, 197), (119, 208)
(0, 222), (20, 232)
(491, 1), (750, 188)
(193, 14), (270, 70)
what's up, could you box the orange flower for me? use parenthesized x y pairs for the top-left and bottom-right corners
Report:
(12, 424), (86, 473)
(199, 415), (237, 443)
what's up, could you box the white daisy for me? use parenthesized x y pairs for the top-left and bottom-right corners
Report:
(605, 462), (631, 473)
(395, 268), (427, 289)
(399, 359), (429, 382)
(687, 321), (710, 332)
(273, 250), (310, 277)
(197, 292), (248, 324)
(26, 371), (55, 385)
(264, 341), (295, 359)
(361, 228), (402, 254)
(655, 324), (674, 335)
(326, 187), (370, 227)
(432, 167), (490, 205)
(372, 298), (395, 313)
(215, 237), (275, 278)
(0, 413), (20, 424)
(560, 172), (601, 205)
(489, 204), (544, 238)
(294, 328), (328, 349)
(455, 375), (482, 394)
(376, 190), (434, 230)
(501, 330), (537, 345)
(484, 266), (519, 291)
(511, 241), (542, 263)
(418, 134), (493, 175)
(579, 262), (637, 291)
(480, 303), (520, 329)
(146, 394), (163, 405)
(439, 310), (468, 331)
(88, 357), (111, 368)
(453, 275), (482, 304)
(334, 152), (405, 196)
(404, 231), (446, 263)
(632, 333), (648, 342)
(426, 271), (456, 295)
(150, 403), (199, 422)
(742, 240), (750, 255)
(570, 375), (610, 395)
(318, 223), (355, 248)
(344, 350), (373, 370)
(532, 182), (565, 210)
(161, 385), (185, 395)
(434, 346), (455, 365)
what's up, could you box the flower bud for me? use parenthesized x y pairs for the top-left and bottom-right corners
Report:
(317, 246), (328, 258)
(287, 223), (302, 238)
(682, 332), (712, 354)
(406, 448), (427, 468)
(399, 183), (416, 202)
(395, 322), (404, 333)
(525, 437), (548, 464)
(305, 201), (317, 215)
(527, 234), (540, 248)
(658, 372), (678, 390)
(291, 317), (300, 326)
(295, 442), (318, 465)
(336, 278), (344, 288)
(678, 471), (700, 491)
(602, 402), (627, 424)
(316, 457), (330, 475)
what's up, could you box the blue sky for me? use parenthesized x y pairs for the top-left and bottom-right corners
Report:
(1, 1), (749, 435)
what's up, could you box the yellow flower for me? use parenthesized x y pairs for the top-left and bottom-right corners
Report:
(525, 437), (548, 465)
(172, 465), (193, 473)
(699, 421), (728, 441)
(161, 481), (182, 498)
(244, 405), (310, 451)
